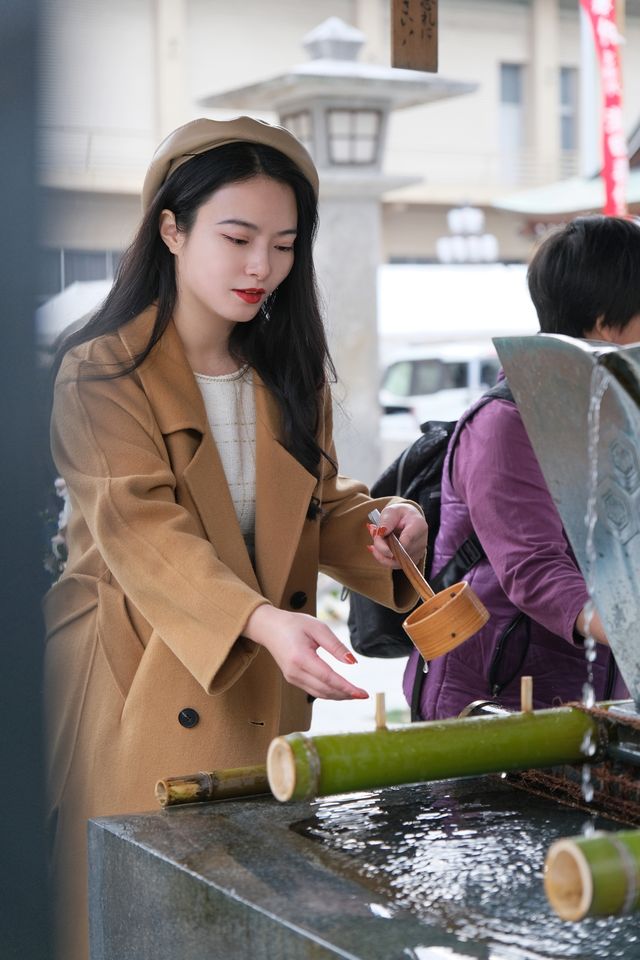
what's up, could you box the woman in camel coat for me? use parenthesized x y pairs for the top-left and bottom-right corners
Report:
(45, 116), (426, 959)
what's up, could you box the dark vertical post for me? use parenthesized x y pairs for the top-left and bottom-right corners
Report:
(0, 0), (52, 957)
(391, 0), (438, 73)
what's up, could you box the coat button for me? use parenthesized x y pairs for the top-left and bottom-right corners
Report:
(178, 708), (199, 728)
(289, 590), (307, 610)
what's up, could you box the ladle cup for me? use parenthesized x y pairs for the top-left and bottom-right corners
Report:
(369, 509), (489, 660)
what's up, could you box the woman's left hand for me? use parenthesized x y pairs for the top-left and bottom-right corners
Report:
(367, 503), (428, 569)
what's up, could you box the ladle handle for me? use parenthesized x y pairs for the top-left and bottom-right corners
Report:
(368, 509), (435, 601)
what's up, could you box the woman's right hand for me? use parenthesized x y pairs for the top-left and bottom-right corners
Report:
(243, 604), (369, 701)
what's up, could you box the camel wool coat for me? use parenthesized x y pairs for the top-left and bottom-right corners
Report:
(44, 305), (418, 959)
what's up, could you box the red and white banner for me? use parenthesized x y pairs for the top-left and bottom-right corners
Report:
(580, 0), (628, 216)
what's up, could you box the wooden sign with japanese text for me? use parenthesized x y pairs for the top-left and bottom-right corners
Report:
(391, 0), (438, 73)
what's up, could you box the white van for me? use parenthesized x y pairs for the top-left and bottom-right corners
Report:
(379, 342), (501, 462)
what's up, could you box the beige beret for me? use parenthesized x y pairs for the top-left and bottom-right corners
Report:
(141, 116), (319, 211)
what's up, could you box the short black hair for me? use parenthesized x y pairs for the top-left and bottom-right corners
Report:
(527, 215), (640, 338)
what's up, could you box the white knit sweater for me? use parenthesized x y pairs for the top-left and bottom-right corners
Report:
(194, 366), (256, 558)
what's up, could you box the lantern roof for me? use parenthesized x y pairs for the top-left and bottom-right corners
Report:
(199, 17), (476, 112)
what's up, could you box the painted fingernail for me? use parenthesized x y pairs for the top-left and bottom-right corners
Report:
(356, 691), (369, 699)
(366, 544), (375, 553)
(367, 523), (377, 537)
(376, 526), (388, 537)
(344, 652), (357, 664)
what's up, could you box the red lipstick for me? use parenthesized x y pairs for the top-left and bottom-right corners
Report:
(233, 288), (265, 304)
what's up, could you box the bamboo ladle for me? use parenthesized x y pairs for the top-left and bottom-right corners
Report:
(369, 509), (489, 660)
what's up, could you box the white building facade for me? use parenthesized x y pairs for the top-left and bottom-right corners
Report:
(39, 0), (640, 297)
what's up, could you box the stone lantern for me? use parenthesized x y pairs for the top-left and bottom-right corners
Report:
(200, 17), (475, 482)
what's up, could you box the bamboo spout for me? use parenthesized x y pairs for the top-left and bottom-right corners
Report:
(267, 706), (600, 803)
(545, 830), (640, 920)
(155, 764), (269, 807)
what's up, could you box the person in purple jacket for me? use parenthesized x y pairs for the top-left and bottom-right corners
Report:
(404, 215), (640, 720)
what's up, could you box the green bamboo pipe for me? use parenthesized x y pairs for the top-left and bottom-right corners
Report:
(267, 707), (600, 802)
(155, 764), (269, 807)
(545, 830), (640, 921)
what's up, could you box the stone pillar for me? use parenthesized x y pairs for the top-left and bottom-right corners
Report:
(314, 187), (383, 487)
(154, 0), (188, 139)
(530, 0), (560, 183)
(354, 0), (389, 64)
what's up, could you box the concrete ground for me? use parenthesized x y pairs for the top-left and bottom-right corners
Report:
(310, 574), (411, 734)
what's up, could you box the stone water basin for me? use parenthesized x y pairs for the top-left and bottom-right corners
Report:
(89, 774), (640, 959)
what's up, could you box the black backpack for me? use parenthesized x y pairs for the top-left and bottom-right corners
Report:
(347, 379), (514, 660)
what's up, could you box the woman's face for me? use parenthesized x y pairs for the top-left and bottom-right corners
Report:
(162, 174), (297, 327)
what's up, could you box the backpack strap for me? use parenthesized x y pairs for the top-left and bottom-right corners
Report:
(440, 378), (514, 585)
(410, 657), (427, 722)
(430, 531), (484, 593)
(446, 379), (514, 485)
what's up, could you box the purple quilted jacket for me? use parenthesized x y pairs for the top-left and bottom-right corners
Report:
(403, 385), (627, 720)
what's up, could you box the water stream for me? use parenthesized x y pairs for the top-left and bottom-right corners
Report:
(579, 364), (611, 808)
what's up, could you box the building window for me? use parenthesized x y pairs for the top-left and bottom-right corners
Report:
(37, 248), (123, 301)
(326, 109), (382, 165)
(500, 63), (523, 106)
(64, 250), (112, 285)
(499, 63), (525, 183)
(38, 248), (64, 301)
(281, 110), (313, 155)
(560, 66), (578, 152)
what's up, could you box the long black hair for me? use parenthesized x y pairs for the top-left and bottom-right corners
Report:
(527, 215), (640, 338)
(53, 141), (336, 478)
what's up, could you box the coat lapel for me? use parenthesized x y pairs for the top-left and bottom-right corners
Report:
(118, 309), (317, 603)
(253, 376), (318, 605)
(182, 431), (259, 590)
(119, 309), (258, 590)
(118, 307), (207, 436)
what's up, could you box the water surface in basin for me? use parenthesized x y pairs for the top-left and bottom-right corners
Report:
(292, 777), (640, 960)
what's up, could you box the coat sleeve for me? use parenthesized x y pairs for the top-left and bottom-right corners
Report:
(51, 353), (268, 696)
(316, 390), (421, 612)
(452, 400), (589, 643)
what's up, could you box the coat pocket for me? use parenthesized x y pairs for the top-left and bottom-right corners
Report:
(96, 579), (145, 702)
